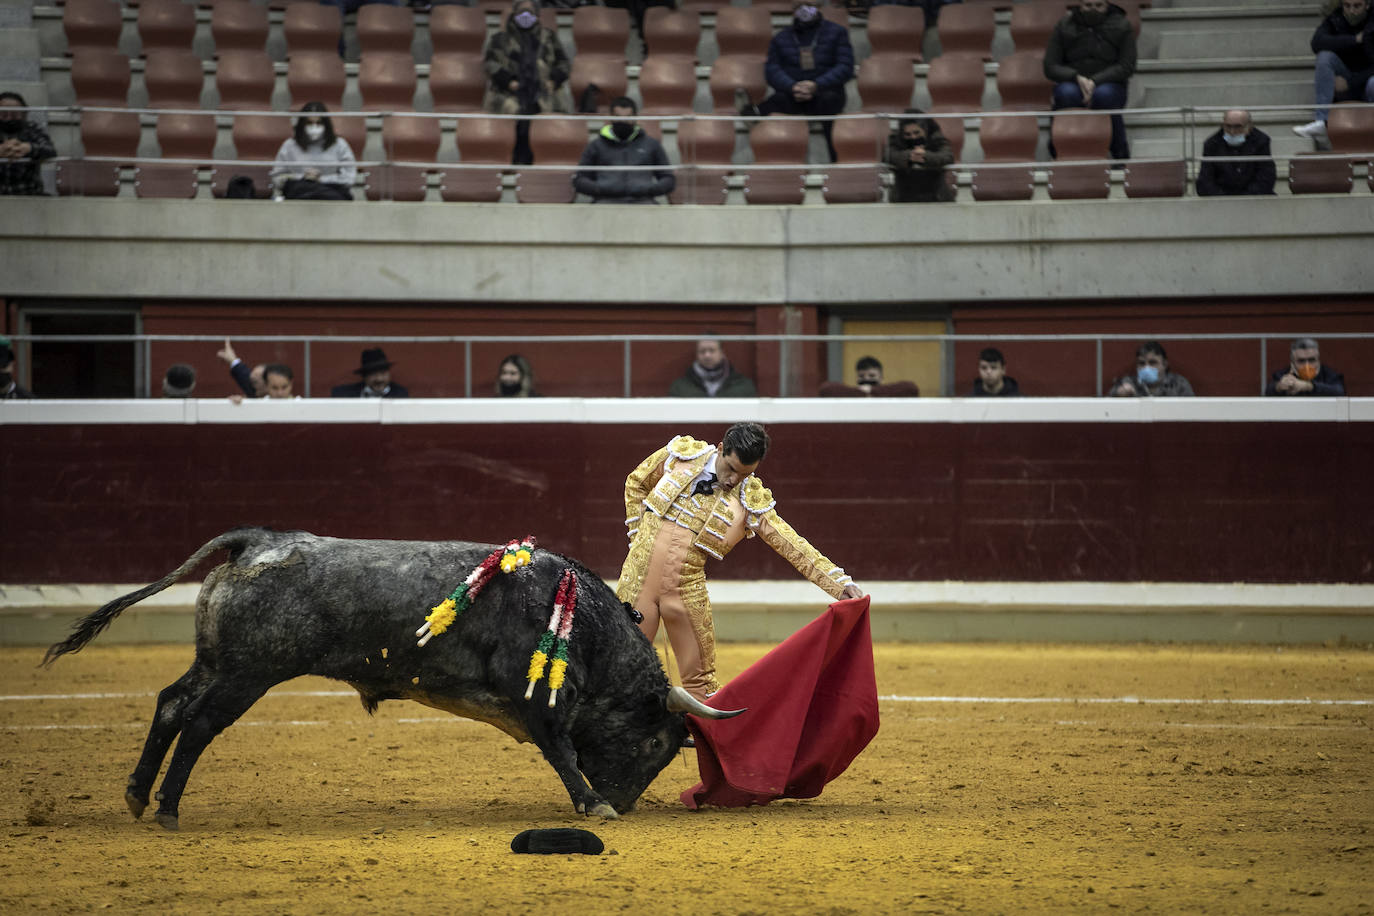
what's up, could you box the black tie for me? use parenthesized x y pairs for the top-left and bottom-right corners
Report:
(692, 474), (717, 497)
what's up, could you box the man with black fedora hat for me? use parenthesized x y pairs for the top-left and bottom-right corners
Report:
(331, 347), (409, 398)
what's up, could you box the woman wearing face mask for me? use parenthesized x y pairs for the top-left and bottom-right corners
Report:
(495, 354), (538, 397)
(0, 92), (56, 197)
(483, 0), (572, 165)
(271, 101), (357, 200)
(1107, 341), (1195, 397)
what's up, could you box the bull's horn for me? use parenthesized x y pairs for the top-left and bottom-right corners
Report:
(665, 686), (746, 719)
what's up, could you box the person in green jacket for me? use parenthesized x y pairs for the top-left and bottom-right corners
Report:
(668, 337), (758, 398)
(1043, 0), (1137, 160)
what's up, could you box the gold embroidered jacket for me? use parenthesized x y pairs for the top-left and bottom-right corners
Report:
(615, 435), (853, 604)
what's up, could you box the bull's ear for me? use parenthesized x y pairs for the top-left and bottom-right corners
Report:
(664, 685), (746, 719)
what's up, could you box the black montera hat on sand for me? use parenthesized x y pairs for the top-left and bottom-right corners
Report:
(511, 828), (604, 855)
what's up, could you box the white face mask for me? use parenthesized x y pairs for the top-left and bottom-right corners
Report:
(1221, 131), (1246, 147)
(305, 123), (326, 142)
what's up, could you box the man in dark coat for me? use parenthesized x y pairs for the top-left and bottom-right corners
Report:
(1196, 109), (1276, 196)
(1043, 0), (1137, 160)
(1293, 0), (1374, 139)
(1265, 337), (1347, 396)
(738, 0), (855, 161)
(0, 92), (56, 196)
(668, 337), (758, 398)
(573, 97), (676, 203)
(331, 347), (410, 398)
(885, 113), (955, 202)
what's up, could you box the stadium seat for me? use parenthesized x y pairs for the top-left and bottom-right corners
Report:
(211, 1), (270, 54)
(672, 116), (734, 204)
(1122, 159), (1186, 198)
(678, 0), (732, 10)
(927, 53), (984, 113)
(639, 56), (698, 114)
(369, 116), (440, 201)
(71, 48), (132, 105)
(518, 118), (588, 203)
(934, 3), (995, 61)
(743, 117), (808, 205)
(137, 0), (197, 54)
(216, 114), (291, 197)
(1287, 154), (1353, 194)
(442, 116), (514, 202)
(284, 2), (343, 55)
(69, 47), (137, 193)
(56, 160), (122, 196)
(821, 3), (849, 28)
(866, 4), (925, 63)
(996, 50), (1052, 111)
(62, 0), (123, 55)
(288, 52), (347, 108)
(714, 7), (772, 58)
(1046, 111), (1110, 199)
(970, 113), (1037, 200)
(214, 49), (276, 109)
(429, 3), (486, 55)
(643, 7), (701, 60)
(357, 4), (415, 56)
(1008, 0), (1070, 56)
(144, 49), (205, 107)
(823, 116), (887, 203)
(709, 56), (767, 113)
(570, 56), (630, 113)
(1328, 103), (1374, 153)
(429, 53), (487, 112)
(142, 49), (213, 199)
(359, 51), (418, 110)
(856, 54), (915, 113)
(572, 5), (630, 57)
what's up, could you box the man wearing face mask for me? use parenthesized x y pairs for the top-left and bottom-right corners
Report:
(884, 111), (955, 202)
(738, 0), (855, 162)
(1293, 0), (1374, 140)
(0, 339), (33, 399)
(1107, 341), (1195, 397)
(572, 97), (676, 203)
(1043, 0), (1137, 161)
(1196, 109), (1275, 197)
(1266, 338), (1347, 396)
(0, 92), (56, 197)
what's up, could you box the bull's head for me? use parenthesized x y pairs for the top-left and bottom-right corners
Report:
(576, 688), (746, 815)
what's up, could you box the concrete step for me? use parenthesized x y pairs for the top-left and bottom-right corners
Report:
(1157, 27), (1312, 59)
(1140, 79), (1311, 108)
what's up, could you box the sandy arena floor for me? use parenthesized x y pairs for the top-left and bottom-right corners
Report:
(1, 641), (1371, 914)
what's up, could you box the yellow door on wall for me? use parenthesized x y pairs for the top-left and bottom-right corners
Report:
(841, 319), (946, 397)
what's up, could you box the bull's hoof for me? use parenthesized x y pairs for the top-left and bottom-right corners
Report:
(125, 790), (147, 820)
(587, 803), (618, 819)
(154, 811), (180, 831)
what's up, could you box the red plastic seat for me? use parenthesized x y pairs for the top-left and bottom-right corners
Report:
(743, 117), (809, 205)
(284, 2), (343, 55)
(995, 50), (1052, 112)
(708, 55), (767, 113)
(1328, 103), (1374, 153)
(1008, 0), (1070, 56)
(63, 0), (123, 55)
(1122, 159), (1185, 198)
(215, 110), (291, 198)
(137, 0), (197, 54)
(572, 5), (630, 57)
(640, 56), (698, 114)
(368, 115), (440, 201)
(672, 116), (734, 204)
(429, 3), (486, 55)
(442, 116), (515, 202)
(429, 52), (487, 112)
(643, 7), (701, 60)
(935, 3), (995, 61)
(714, 6), (772, 58)
(288, 51), (346, 108)
(823, 116), (887, 203)
(357, 4), (415, 56)
(1287, 154), (1353, 194)
(1046, 110), (1110, 199)
(970, 113), (1037, 200)
(71, 48), (132, 105)
(856, 53), (915, 113)
(143, 48), (213, 198)
(144, 49), (205, 107)
(359, 51), (418, 111)
(570, 57), (630, 113)
(927, 53), (984, 113)
(866, 4), (924, 63)
(214, 49), (275, 110)
(517, 117), (589, 203)
(211, 0), (270, 54)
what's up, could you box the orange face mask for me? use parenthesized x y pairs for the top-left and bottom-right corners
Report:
(1295, 363), (1319, 381)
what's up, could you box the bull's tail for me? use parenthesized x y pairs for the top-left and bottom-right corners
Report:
(41, 529), (261, 667)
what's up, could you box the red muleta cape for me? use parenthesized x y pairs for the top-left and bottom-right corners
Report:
(681, 596), (880, 809)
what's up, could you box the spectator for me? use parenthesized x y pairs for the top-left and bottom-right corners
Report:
(1043, 0), (1137, 161)
(484, 0), (572, 165)
(318, 0), (402, 58)
(1196, 109), (1276, 197)
(162, 364), (197, 398)
(885, 112), (955, 203)
(869, 0), (961, 31)
(1107, 341), (1194, 397)
(216, 339), (267, 398)
(820, 355), (921, 396)
(0, 338), (33, 399)
(263, 364), (297, 399)
(1266, 337), (1346, 396)
(1293, 0), (1374, 140)
(496, 354), (538, 397)
(604, 0), (672, 55)
(331, 347), (410, 398)
(573, 97), (675, 203)
(972, 347), (1021, 396)
(736, 0), (856, 162)
(669, 337), (758, 398)
(0, 92), (55, 197)
(271, 102), (356, 200)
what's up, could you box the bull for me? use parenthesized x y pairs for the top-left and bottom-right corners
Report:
(42, 528), (742, 830)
